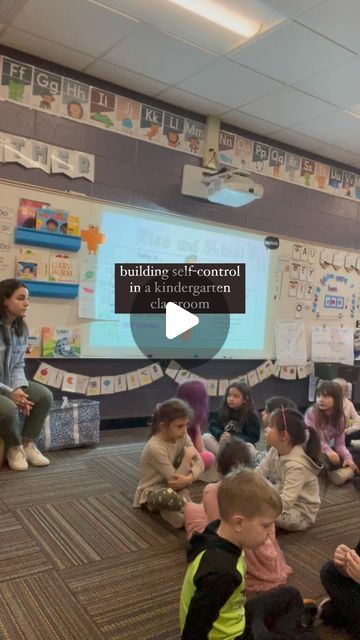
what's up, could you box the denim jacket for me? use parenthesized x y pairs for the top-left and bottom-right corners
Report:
(0, 320), (28, 395)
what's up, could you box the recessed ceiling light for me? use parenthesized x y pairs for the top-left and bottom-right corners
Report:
(168, 0), (261, 38)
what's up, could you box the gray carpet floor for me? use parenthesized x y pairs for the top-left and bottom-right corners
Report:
(0, 427), (358, 639)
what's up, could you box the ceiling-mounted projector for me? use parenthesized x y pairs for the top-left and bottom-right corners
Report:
(206, 169), (263, 207)
(181, 164), (263, 207)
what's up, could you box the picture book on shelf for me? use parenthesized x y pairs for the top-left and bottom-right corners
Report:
(25, 328), (41, 358)
(42, 326), (81, 358)
(67, 215), (80, 236)
(49, 253), (77, 283)
(17, 198), (50, 228)
(36, 208), (68, 233)
(16, 247), (49, 281)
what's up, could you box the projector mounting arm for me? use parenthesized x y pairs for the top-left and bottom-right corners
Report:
(202, 167), (252, 185)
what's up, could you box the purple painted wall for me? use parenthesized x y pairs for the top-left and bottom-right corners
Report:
(2, 45), (359, 419)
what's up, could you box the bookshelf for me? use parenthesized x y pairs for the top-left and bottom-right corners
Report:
(14, 228), (80, 299)
(14, 227), (81, 252)
(24, 281), (79, 299)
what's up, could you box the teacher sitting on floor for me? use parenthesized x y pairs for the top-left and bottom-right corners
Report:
(0, 278), (53, 471)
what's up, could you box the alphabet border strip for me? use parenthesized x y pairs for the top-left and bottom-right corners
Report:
(1, 55), (359, 202)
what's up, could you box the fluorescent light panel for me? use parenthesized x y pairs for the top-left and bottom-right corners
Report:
(88, 0), (139, 20)
(168, 0), (261, 37)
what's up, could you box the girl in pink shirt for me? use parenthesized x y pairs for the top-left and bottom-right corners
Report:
(183, 438), (292, 593)
(305, 380), (357, 485)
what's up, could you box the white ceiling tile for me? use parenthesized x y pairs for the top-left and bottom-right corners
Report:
(177, 59), (283, 109)
(239, 87), (336, 128)
(333, 149), (360, 166)
(297, 0), (360, 54)
(294, 56), (360, 109)
(228, 22), (353, 84)
(155, 87), (229, 116)
(221, 110), (281, 135)
(84, 60), (168, 96)
(103, 22), (216, 85)
(337, 137), (360, 154)
(12, 0), (137, 56)
(292, 111), (360, 144)
(93, 0), (286, 54)
(87, 0), (251, 54)
(269, 129), (325, 152)
(0, 26), (94, 70)
(261, 0), (327, 18)
(346, 157), (360, 169)
(311, 143), (360, 167)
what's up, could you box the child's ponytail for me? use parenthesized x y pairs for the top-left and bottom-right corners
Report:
(304, 427), (322, 466)
(272, 408), (322, 465)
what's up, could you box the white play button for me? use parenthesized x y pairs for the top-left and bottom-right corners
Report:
(165, 302), (199, 339)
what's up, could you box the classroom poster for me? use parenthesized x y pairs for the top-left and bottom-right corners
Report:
(311, 325), (354, 365)
(184, 119), (205, 157)
(162, 112), (185, 149)
(139, 104), (163, 143)
(275, 321), (307, 365)
(31, 68), (62, 114)
(217, 130), (236, 168)
(116, 97), (140, 136)
(61, 78), (89, 122)
(0, 57), (33, 104)
(89, 87), (116, 129)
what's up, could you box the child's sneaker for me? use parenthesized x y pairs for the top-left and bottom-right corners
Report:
(301, 599), (318, 629)
(160, 509), (184, 529)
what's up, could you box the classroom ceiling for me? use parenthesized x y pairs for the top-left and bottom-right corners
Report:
(2, 0), (360, 168)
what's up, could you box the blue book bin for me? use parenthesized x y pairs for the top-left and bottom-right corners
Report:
(14, 227), (81, 252)
(24, 281), (79, 299)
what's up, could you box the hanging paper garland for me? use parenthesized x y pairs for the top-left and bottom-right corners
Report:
(33, 359), (313, 397)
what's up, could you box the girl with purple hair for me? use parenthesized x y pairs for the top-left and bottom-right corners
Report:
(177, 380), (215, 470)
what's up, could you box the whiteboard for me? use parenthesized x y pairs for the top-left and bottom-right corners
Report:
(0, 178), (359, 360)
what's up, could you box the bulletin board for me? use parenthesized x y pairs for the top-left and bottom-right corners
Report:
(272, 239), (360, 365)
(0, 177), (358, 362)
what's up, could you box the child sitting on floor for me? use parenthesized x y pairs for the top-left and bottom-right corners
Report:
(180, 467), (320, 640)
(255, 395), (298, 467)
(183, 438), (292, 592)
(319, 537), (360, 638)
(332, 377), (360, 446)
(176, 380), (215, 471)
(305, 380), (358, 485)
(203, 381), (261, 456)
(261, 396), (297, 429)
(257, 407), (323, 531)
(133, 398), (204, 528)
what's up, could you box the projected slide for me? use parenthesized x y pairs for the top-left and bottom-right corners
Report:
(81, 208), (271, 358)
